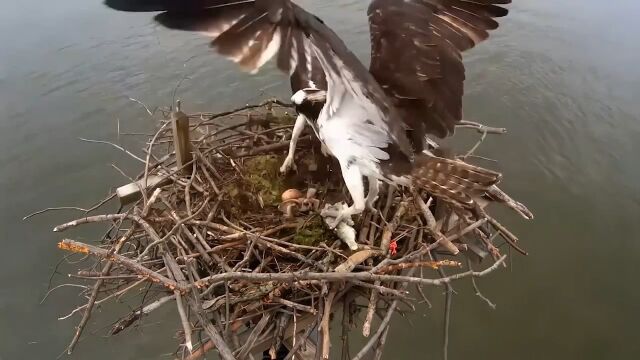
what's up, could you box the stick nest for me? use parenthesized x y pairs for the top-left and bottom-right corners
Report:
(52, 99), (532, 359)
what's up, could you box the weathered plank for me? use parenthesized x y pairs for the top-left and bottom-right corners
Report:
(116, 174), (171, 205)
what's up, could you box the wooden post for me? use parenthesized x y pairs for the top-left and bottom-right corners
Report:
(117, 101), (191, 206)
(171, 100), (193, 174)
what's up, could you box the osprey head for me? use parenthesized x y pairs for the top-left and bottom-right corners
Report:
(290, 88), (327, 105)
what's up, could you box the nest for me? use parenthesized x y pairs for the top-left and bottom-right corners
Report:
(51, 99), (532, 359)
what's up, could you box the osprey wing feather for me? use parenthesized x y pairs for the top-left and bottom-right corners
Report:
(368, 0), (511, 147)
(130, 0), (413, 159)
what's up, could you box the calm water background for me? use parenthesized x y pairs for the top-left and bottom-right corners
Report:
(1, 0), (639, 359)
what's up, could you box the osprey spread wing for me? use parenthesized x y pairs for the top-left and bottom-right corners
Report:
(104, 0), (504, 226)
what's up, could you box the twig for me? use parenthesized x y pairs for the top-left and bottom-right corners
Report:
(320, 289), (336, 359)
(282, 318), (320, 360)
(64, 209), (143, 355)
(412, 189), (459, 255)
(486, 185), (534, 220)
(480, 209), (529, 255)
(380, 200), (408, 255)
(362, 290), (378, 338)
(187, 294), (237, 360)
(457, 120), (507, 134)
(23, 192), (116, 220)
(57, 239), (184, 292)
(110, 294), (176, 335)
(467, 259), (497, 309)
(464, 129), (488, 159)
(375, 260), (461, 274)
(193, 256), (507, 288)
(272, 298), (318, 314)
(353, 268), (419, 360)
(176, 287), (194, 351)
(78, 137), (146, 163)
(129, 97), (156, 116)
(236, 313), (272, 359)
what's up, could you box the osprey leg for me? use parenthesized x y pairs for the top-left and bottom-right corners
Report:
(327, 162), (366, 229)
(280, 113), (307, 173)
(365, 176), (379, 211)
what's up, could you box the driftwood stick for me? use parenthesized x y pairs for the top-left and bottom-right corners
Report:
(54, 212), (165, 259)
(412, 190), (459, 255)
(457, 120), (507, 134)
(54, 214), (126, 232)
(486, 185), (534, 220)
(483, 211), (529, 255)
(236, 313), (272, 359)
(163, 251), (194, 353)
(372, 326), (391, 360)
(320, 289), (337, 359)
(77, 137), (146, 163)
(59, 276), (151, 321)
(58, 239), (185, 292)
(375, 260), (462, 274)
(380, 199), (408, 255)
(334, 250), (381, 273)
(351, 280), (408, 298)
(111, 294), (176, 335)
(362, 290), (379, 338)
(62, 186), (163, 356)
(193, 256), (506, 288)
(282, 318), (319, 360)
(467, 258), (497, 309)
(23, 192), (117, 220)
(353, 270), (417, 360)
(273, 297), (318, 314)
(364, 199), (407, 336)
(188, 296), (237, 360)
(64, 225), (136, 354)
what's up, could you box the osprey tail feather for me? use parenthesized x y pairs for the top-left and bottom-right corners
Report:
(409, 155), (502, 209)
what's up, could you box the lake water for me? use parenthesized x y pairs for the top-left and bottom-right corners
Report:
(1, 0), (639, 359)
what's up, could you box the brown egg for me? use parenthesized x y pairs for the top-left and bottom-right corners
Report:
(281, 188), (303, 202)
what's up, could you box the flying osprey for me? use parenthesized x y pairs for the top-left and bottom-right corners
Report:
(105, 0), (509, 227)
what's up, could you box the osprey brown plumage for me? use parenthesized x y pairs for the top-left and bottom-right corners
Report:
(369, 0), (511, 149)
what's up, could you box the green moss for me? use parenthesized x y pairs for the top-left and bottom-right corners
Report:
(267, 112), (296, 126)
(243, 155), (286, 207)
(293, 217), (330, 246)
(220, 154), (288, 214)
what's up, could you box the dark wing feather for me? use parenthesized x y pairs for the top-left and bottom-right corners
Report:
(368, 0), (511, 146)
(105, 0), (242, 12)
(105, 0), (412, 159)
(106, 0), (326, 91)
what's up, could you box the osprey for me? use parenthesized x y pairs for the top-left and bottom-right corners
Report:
(105, 0), (509, 227)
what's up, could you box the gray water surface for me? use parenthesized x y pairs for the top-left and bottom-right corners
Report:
(1, 0), (639, 359)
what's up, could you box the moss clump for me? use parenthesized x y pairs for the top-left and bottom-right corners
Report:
(267, 111), (296, 126)
(221, 154), (286, 213)
(293, 216), (331, 246)
(243, 154), (286, 207)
